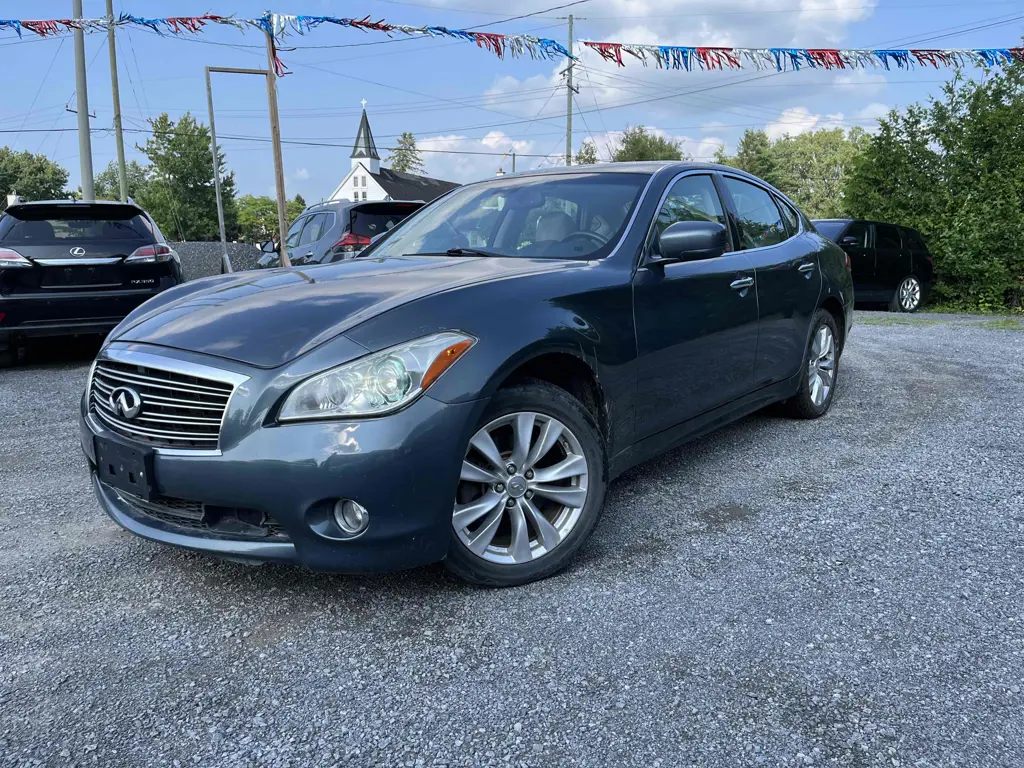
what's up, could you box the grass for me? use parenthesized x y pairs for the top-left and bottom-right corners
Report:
(858, 315), (943, 327)
(978, 317), (1024, 331)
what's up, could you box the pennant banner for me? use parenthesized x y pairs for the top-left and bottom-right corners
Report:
(2, 11), (1020, 74)
(581, 41), (1024, 72)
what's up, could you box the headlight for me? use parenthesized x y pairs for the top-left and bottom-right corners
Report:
(279, 331), (475, 422)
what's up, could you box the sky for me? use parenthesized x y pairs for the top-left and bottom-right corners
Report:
(3, 0), (1023, 205)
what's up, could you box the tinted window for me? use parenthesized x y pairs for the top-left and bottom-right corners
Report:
(904, 228), (928, 251)
(876, 224), (902, 250)
(814, 221), (848, 240)
(0, 205), (153, 244)
(845, 222), (869, 247)
(372, 173), (649, 260)
(285, 215), (308, 248)
(777, 197), (800, 236)
(723, 177), (787, 249)
(350, 205), (421, 238)
(651, 175), (728, 256)
(298, 214), (327, 246)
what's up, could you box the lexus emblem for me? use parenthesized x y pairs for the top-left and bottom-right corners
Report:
(69, 246), (86, 256)
(110, 386), (143, 419)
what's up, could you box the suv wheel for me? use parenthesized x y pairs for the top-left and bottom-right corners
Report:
(445, 380), (606, 587)
(890, 275), (922, 312)
(785, 309), (839, 419)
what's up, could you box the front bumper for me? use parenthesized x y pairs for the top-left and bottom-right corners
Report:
(80, 352), (486, 573)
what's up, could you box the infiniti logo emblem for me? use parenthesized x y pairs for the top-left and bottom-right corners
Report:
(69, 246), (86, 256)
(109, 386), (143, 419)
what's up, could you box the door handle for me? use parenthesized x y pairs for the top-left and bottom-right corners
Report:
(304, 252), (315, 258)
(730, 276), (754, 291)
(798, 262), (816, 273)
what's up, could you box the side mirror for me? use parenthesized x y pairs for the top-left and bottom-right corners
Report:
(260, 239), (279, 254)
(655, 220), (728, 263)
(839, 235), (859, 248)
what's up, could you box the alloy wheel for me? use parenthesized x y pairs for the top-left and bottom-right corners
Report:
(453, 412), (589, 565)
(807, 325), (835, 408)
(899, 276), (921, 311)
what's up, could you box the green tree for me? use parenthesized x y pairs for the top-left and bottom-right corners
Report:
(386, 131), (424, 174)
(93, 159), (150, 201)
(611, 125), (686, 162)
(135, 112), (237, 241)
(844, 57), (1024, 311)
(287, 193), (307, 222)
(770, 127), (871, 218)
(237, 193), (309, 243)
(718, 129), (781, 188)
(0, 147), (70, 201)
(575, 139), (599, 165)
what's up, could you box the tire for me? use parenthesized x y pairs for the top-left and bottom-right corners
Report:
(444, 379), (607, 587)
(785, 309), (839, 420)
(889, 275), (922, 312)
(0, 351), (13, 368)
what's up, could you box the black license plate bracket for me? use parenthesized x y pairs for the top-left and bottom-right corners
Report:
(95, 436), (155, 501)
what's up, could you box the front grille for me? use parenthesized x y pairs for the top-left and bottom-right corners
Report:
(112, 488), (289, 541)
(90, 359), (234, 450)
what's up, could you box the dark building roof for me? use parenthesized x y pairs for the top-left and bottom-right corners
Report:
(350, 108), (379, 160)
(370, 166), (459, 203)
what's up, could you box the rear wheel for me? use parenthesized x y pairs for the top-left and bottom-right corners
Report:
(785, 309), (839, 420)
(890, 275), (922, 312)
(444, 380), (606, 587)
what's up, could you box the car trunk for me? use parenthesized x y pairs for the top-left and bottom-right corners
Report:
(0, 203), (167, 296)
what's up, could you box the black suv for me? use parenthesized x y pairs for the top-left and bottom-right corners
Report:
(0, 200), (182, 364)
(813, 219), (934, 312)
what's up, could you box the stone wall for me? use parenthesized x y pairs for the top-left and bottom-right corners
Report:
(171, 242), (263, 281)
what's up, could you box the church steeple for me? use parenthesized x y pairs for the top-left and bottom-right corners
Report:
(351, 100), (380, 174)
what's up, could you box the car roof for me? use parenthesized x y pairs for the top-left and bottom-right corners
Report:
(301, 199), (425, 214)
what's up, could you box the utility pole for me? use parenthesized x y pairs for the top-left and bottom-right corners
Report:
(105, 0), (127, 201)
(263, 34), (291, 267)
(512, 152), (516, 173)
(205, 67), (232, 274)
(72, 0), (95, 200)
(559, 14), (582, 166)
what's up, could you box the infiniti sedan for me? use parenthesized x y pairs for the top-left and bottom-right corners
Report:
(80, 163), (852, 586)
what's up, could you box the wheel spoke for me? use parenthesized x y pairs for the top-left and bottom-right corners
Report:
(467, 505), (504, 555)
(525, 418), (563, 469)
(810, 374), (822, 405)
(531, 454), (587, 484)
(453, 490), (504, 530)
(470, 430), (505, 472)
(521, 498), (560, 550)
(460, 460), (500, 484)
(811, 330), (822, 358)
(509, 412), (535, 470)
(507, 500), (533, 563)
(531, 483), (586, 508)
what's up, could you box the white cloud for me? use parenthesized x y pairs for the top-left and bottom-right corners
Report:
(292, 167), (310, 181)
(764, 106), (846, 140)
(418, 131), (561, 183)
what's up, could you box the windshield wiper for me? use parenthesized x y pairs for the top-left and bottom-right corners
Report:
(406, 248), (505, 258)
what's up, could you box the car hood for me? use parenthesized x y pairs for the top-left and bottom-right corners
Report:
(114, 255), (576, 368)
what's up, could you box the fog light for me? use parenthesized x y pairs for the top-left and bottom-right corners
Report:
(332, 499), (369, 536)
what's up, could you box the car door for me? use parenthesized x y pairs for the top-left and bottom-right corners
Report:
(296, 213), (328, 264)
(719, 176), (822, 388)
(311, 212), (337, 263)
(632, 173), (759, 439)
(838, 221), (875, 296)
(874, 223), (909, 298)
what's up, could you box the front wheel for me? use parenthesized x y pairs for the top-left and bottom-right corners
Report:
(890, 275), (922, 312)
(785, 309), (839, 420)
(444, 380), (606, 587)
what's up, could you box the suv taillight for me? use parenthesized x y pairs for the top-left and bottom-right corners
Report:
(0, 248), (33, 268)
(125, 243), (174, 264)
(333, 233), (372, 253)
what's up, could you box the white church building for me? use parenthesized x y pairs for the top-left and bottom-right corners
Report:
(328, 104), (459, 204)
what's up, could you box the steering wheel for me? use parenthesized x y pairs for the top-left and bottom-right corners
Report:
(561, 230), (608, 247)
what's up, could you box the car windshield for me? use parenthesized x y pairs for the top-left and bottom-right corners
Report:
(814, 220), (848, 240)
(371, 172), (650, 260)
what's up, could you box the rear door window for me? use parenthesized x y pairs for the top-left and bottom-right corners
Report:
(299, 214), (328, 246)
(903, 228), (928, 252)
(876, 224), (902, 250)
(776, 197), (801, 236)
(722, 177), (787, 249)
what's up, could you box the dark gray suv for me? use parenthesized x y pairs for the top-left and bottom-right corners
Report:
(258, 200), (423, 268)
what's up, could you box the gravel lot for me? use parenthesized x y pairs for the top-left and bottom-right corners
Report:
(1, 312), (1022, 767)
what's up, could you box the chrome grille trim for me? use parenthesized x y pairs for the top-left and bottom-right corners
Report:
(88, 348), (249, 452)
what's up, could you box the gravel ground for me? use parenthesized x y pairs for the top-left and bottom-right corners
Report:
(1, 312), (1022, 767)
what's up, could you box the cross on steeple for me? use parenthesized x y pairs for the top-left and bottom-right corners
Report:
(361, 98), (367, 109)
